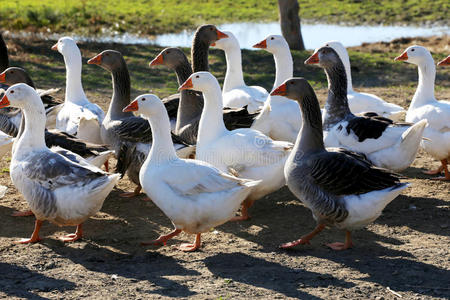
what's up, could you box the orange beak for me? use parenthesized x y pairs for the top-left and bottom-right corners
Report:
(216, 29), (228, 40)
(87, 54), (102, 65)
(179, 77), (193, 91)
(270, 83), (287, 96)
(253, 39), (267, 49)
(305, 52), (319, 64)
(437, 56), (450, 66)
(0, 72), (5, 83)
(51, 43), (58, 51)
(149, 53), (164, 67)
(0, 94), (10, 109)
(123, 100), (139, 112)
(394, 51), (408, 61)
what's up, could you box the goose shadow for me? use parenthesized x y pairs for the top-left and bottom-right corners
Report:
(44, 241), (199, 298)
(0, 262), (75, 299)
(204, 252), (354, 299)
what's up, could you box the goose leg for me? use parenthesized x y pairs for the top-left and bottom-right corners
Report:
(120, 185), (142, 198)
(11, 209), (34, 217)
(431, 159), (450, 181)
(326, 231), (353, 251)
(280, 224), (325, 249)
(230, 199), (255, 221)
(179, 233), (201, 252)
(60, 224), (83, 242)
(104, 160), (109, 172)
(423, 164), (443, 175)
(141, 228), (182, 246)
(16, 220), (42, 244)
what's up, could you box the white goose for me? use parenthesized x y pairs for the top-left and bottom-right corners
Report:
(123, 94), (259, 252)
(52, 37), (104, 144)
(0, 83), (119, 243)
(322, 41), (406, 121)
(250, 35), (302, 143)
(395, 46), (450, 180)
(306, 46), (427, 172)
(212, 31), (268, 113)
(180, 72), (293, 220)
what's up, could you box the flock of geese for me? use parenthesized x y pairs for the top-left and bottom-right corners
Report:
(0, 25), (449, 252)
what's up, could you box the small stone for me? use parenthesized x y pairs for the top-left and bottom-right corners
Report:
(409, 204), (417, 210)
(111, 274), (118, 280)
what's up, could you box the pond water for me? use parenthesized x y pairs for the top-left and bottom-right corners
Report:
(7, 22), (449, 50)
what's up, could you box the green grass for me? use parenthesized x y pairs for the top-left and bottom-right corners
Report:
(0, 0), (448, 35)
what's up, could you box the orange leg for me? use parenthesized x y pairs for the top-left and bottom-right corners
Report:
(15, 220), (43, 244)
(141, 228), (182, 246)
(11, 209), (34, 217)
(179, 233), (201, 252)
(423, 164), (443, 175)
(120, 185), (142, 198)
(230, 199), (255, 221)
(280, 224), (326, 249)
(60, 224), (83, 242)
(104, 160), (109, 172)
(326, 230), (353, 251)
(431, 159), (450, 181)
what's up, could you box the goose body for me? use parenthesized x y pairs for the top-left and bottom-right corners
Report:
(251, 35), (302, 143)
(395, 46), (450, 180)
(323, 41), (405, 120)
(1, 84), (119, 243)
(306, 46), (426, 172)
(0, 129), (13, 157)
(272, 78), (409, 250)
(124, 94), (258, 251)
(150, 47), (258, 145)
(88, 50), (193, 197)
(213, 31), (268, 113)
(180, 72), (292, 220)
(52, 37), (104, 144)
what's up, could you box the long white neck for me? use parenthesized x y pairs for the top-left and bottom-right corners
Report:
(222, 44), (245, 93)
(197, 81), (228, 144)
(410, 56), (436, 109)
(63, 49), (88, 104)
(13, 98), (47, 157)
(146, 105), (178, 165)
(272, 47), (293, 91)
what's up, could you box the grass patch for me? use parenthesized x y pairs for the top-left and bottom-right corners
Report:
(0, 0), (448, 35)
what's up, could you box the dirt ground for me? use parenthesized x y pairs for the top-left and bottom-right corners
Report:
(0, 36), (449, 299)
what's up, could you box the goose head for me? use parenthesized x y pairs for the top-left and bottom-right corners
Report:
(0, 83), (40, 110)
(211, 31), (239, 50)
(122, 94), (161, 117)
(438, 55), (450, 66)
(305, 46), (341, 69)
(253, 35), (289, 54)
(149, 47), (188, 69)
(0, 67), (34, 87)
(88, 50), (123, 71)
(178, 71), (218, 93)
(51, 37), (81, 61)
(194, 25), (229, 46)
(271, 77), (315, 103)
(394, 45), (433, 65)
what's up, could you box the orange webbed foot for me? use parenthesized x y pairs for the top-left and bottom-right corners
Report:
(178, 243), (200, 252)
(141, 229), (182, 247)
(15, 236), (41, 244)
(279, 239), (311, 249)
(60, 233), (82, 243)
(423, 166), (443, 175)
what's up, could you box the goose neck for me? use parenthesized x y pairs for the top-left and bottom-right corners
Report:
(108, 64), (133, 119)
(272, 48), (293, 91)
(197, 83), (227, 144)
(146, 108), (177, 164)
(14, 100), (47, 154)
(322, 63), (352, 130)
(63, 51), (87, 105)
(222, 46), (245, 93)
(411, 57), (436, 108)
(192, 38), (210, 72)
(0, 35), (8, 72)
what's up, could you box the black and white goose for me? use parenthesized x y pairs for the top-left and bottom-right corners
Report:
(305, 46), (427, 172)
(272, 78), (410, 250)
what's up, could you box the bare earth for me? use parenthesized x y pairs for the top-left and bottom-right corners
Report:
(0, 36), (449, 299)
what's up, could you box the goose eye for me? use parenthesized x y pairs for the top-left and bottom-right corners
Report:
(196, 75), (199, 78)
(10, 90), (14, 94)
(270, 37), (274, 40)
(142, 98), (146, 101)
(290, 81), (294, 84)
(166, 50), (170, 54)
(10, 71), (14, 74)
(411, 49), (415, 52)
(210, 27), (213, 31)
